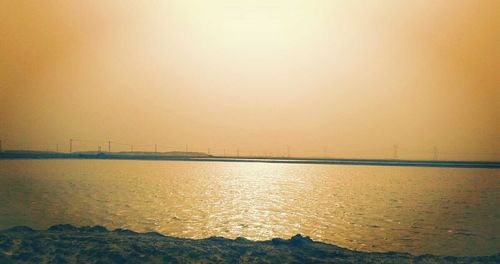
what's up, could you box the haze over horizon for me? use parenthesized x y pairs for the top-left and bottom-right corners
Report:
(1, 1), (499, 160)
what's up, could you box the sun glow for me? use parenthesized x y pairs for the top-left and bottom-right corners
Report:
(1, 0), (498, 159)
(172, 1), (325, 45)
(157, 0), (334, 88)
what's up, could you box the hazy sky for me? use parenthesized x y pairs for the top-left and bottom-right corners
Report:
(0, 0), (498, 160)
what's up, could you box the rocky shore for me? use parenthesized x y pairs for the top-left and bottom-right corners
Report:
(0, 225), (498, 263)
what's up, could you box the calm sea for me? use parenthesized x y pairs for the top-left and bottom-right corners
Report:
(0, 159), (498, 256)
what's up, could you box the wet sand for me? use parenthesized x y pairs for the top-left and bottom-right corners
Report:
(1, 225), (498, 263)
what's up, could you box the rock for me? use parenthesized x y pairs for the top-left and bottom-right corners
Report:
(0, 254), (13, 264)
(206, 236), (226, 242)
(49, 224), (78, 232)
(144, 231), (164, 237)
(5, 226), (34, 233)
(271, 238), (287, 245)
(78, 226), (108, 233)
(234, 237), (249, 243)
(1, 226), (498, 263)
(290, 234), (312, 247)
(0, 234), (13, 249)
(112, 228), (137, 235)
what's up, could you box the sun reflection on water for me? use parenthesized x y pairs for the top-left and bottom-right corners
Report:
(0, 159), (498, 256)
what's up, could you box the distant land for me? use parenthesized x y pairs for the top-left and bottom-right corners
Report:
(0, 150), (499, 169)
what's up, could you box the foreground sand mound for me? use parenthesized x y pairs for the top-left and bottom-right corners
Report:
(0, 225), (498, 263)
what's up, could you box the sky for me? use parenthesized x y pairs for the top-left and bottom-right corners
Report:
(0, 0), (498, 160)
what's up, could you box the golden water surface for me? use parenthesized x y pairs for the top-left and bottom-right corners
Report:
(0, 159), (498, 256)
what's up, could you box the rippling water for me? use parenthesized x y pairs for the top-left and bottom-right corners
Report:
(0, 159), (498, 256)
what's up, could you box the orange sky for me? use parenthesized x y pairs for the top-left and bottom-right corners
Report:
(0, 1), (498, 160)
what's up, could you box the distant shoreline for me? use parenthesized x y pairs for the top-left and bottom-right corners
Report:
(1, 224), (498, 263)
(0, 151), (499, 169)
(0, 150), (499, 169)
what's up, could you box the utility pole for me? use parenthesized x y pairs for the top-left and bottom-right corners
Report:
(433, 146), (438, 161)
(393, 145), (399, 160)
(108, 141), (111, 153)
(69, 139), (73, 153)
